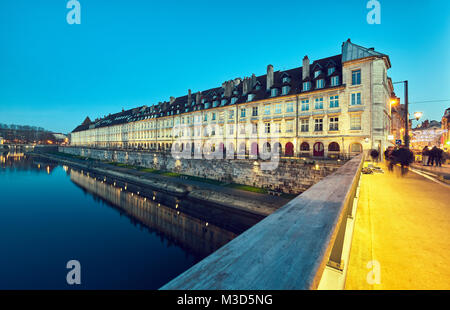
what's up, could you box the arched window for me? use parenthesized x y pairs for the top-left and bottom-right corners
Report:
(328, 142), (340, 152)
(263, 142), (271, 153)
(300, 142), (310, 151)
(350, 143), (363, 154)
(285, 142), (294, 157)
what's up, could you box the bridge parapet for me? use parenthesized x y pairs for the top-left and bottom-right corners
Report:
(160, 154), (364, 290)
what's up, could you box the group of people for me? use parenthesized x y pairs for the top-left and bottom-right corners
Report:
(384, 146), (414, 173)
(421, 146), (444, 167)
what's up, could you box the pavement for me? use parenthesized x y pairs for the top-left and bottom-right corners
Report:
(345, 162), (450, 290)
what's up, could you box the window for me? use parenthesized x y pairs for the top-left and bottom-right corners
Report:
(252, 123), (258, 134)
(286, 102), (294, 113)
(212, 112), (216, 120)
(240, 108), (246, 118)
(231, 97), (238, 104)
(329, 117), (339, 131)
(314, 98), (324, 110)
(314, 118), (323, 132)
(352, 69), (361, 85)
(328, 67), (335, 75)
(285, 120), (293, 133)
(274, 122), (281, 133)
(282, 76), (291, 83)
(301, 119), (309, 132)
(351, 92), (362, 105)
(314, 70), (321, 78)
(301, 100), (310, 111)
(316, 79), (324, 89)
(265, 122), (271, 133)
(350, 115), (362, 130)
(252, 106), (258, 116)
(303, 82), (311, 91)
(331, 76), (339, 86)
(229, 110), (234, 119)
(271, 88), (278, 97)
(247, 94), (255, 102)
(330, 95), (339, 108)
(203, 114), (207, 121)
(282, 85), (290, 95)
(213, 100), (219, 107)
(264, 105), (271, 115)
(229, 125), (234, 135)
(275, 104), (282, 114)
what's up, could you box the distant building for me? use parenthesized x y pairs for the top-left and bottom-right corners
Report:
(71, 39), (394, 158)
(411, 120), (443, 150)
(390, 100), (406, 144)
(52, 133), (69, 145)
(0, 136), (3, 145)
(442, 108), (450, 151)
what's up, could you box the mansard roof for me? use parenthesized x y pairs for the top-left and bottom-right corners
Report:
(72, 53), (346, 133)
(342, 39), (390, 67)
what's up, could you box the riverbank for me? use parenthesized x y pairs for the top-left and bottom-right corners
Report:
(31, 152), (291, 217)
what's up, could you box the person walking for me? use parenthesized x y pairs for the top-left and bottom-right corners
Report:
(393, 146), (414, 175)
(428, 146), (438, 166)
(422, 146), (430, 166)
(436, 147), (443, 167)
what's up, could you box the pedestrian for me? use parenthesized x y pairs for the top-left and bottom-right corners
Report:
(427, 146), (436, 166)
(388, 147), (396, 172)
(422, 146), (430, 166)
(392, 146), (414, 175)
(436, 147), (443, 167)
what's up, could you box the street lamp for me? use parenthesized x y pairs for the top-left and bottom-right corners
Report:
(414, 111), (423, 121)
(393, 81), (409, 147)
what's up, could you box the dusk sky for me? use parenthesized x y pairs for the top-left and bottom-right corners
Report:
(1, 0), (449, 133)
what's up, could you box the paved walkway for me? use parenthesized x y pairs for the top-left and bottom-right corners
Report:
(345, 162), (450, 290)
(411, 163), (450, 178)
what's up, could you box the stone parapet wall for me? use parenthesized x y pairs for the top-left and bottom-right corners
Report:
(59, 146), (344, 194)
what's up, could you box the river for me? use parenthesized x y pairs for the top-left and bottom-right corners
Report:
(0, 152), (256, 289)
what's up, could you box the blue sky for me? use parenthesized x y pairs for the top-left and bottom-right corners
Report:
(1, 0), (449, 133)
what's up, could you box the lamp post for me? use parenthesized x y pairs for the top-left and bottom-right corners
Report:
(414, 111), (423, 122)
(393, 80), (409, 147)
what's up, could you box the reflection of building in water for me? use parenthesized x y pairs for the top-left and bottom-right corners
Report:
(70, 169), (236, 258)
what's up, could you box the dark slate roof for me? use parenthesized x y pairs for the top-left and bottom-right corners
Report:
(72, 54), (343, 133)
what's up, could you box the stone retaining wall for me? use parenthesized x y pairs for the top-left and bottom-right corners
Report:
(59, 146), (344, 194)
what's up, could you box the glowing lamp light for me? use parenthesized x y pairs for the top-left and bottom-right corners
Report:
(414, 111), (423, 121)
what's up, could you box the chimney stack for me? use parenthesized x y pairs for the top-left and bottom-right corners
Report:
(302, 56), (310, 80)
(196, 92), (201, 104)
(266, 65), (274, 90)
(187, 89), (192, 106)
(170, 96), (176, 104)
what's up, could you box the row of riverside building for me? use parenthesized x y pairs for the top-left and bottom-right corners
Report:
(70, 39), (394, 159)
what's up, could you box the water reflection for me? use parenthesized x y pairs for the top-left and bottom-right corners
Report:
(70, 169), (237, 258)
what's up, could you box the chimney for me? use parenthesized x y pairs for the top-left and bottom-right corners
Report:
(266, 65), (274, 90)
(302, 56), (310, 80)
(187, 89), (192, 106)
(170, 96), (176, 104)
(242, 77), (249, 95)
(196, 92), (201, 104)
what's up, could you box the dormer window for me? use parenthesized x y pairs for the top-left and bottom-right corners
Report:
(328, 67), (335, 75)
(247, 94), (255, 102)
(233, 89), (239, 95)
(316, 79), (324, 89)
(331, 76), (340, 86)
(255, 84), (261, 91)
(231, 97), (238, 104)
(201, 98), (205, 104)
(271, 88), (278, 97)
(282, 85), (290, 95)
(282, 76), (291, 83)
(221, 99), (227, 106)
(213, 100), (219, 107)
(314, 70), (321, 78)
(303, 82), (311, 91)
(205, 102), (211, 109)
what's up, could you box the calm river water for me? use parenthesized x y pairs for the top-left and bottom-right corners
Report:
(0, 152), (253, 289)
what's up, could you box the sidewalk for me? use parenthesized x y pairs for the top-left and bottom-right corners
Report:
(411, 163), (450, 183)
(345, 163), (450, 290)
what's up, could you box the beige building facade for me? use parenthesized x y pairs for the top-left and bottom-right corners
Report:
(71, 40), (394, 159)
